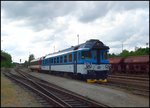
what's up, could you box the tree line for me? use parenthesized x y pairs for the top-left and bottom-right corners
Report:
(1, 50), (35, 68)
(108, 47), (149, 58)
(1, 50), (13, 68)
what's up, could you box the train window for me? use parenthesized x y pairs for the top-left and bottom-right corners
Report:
(68, 53), (72, 62)
(54, 58), (56, 64)
(60, 56), (63, 63)
(57, 57), (59, 63)
(102, 51), (108, 60)
(64, 55), (67, 63)
(81, 51), (92, 59)
(92, 50), (97, 60)
(78, 52), (81, 60)
(51, 58), (53, 64)
(46, 59), (48, 65)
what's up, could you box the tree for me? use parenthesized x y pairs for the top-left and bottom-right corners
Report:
(23, 60), (28, 67)
(1, 50), (13, 68)
(119, 49), (130, 57)
(28, 54), (35, 63)
(108, 47), (149, 58)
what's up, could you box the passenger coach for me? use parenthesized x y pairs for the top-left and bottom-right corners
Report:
(41, 39), (110, 82)
(29, 58), (41, 72)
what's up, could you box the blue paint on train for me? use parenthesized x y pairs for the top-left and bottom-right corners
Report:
(31, 39), (110, 80)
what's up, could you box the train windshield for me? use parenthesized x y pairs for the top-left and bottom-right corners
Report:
(81, 51), (92, 60)
(101, 51), (108, 60)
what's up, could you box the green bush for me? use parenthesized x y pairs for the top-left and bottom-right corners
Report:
(1, 50), (13, 68)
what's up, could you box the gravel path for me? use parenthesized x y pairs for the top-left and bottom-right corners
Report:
(1, 68), (44, 107)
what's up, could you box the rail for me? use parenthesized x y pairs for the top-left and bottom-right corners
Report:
(4, 68), (110, 107)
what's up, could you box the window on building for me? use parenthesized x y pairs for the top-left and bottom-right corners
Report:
(68, 53), (72, 62)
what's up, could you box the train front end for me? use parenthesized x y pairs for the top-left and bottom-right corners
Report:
(78, 39), (110, 83)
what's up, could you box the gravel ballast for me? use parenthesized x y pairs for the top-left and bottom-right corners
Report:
(29, 72), (149, 107)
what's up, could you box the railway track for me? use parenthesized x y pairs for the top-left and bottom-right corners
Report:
(23, 68), (149, 97)
(3, 68), (109, 107)
(108, 74), (149, 81)
(107, 75), (149, 96)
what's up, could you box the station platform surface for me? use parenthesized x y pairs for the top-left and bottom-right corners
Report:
(29, 72), (149, 107)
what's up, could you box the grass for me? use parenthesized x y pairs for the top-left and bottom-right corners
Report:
(1, 73), (21, 107)
(1, 72), (44, 107)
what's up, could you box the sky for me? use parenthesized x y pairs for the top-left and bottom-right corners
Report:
(1, 1), (149, 63)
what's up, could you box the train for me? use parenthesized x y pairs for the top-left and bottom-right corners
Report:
(28, 39), (111, 83)
(109, 55), (149, 75)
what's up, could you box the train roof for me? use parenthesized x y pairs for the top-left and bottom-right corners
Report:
(30, 58), (40, 62)
(108, 57), (124, 63)
(109, 55), (149, 63)
(45, 39), (109, 59)
(124, 55), (149, 63)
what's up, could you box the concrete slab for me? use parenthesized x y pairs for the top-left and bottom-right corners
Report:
(29, 72), (149, 107)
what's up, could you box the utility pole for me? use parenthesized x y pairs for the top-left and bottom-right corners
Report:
(77, 34), (79, 45)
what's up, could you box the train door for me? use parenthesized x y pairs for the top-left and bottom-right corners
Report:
(73, 52), (77, 74)
(97, 50), (100, 64)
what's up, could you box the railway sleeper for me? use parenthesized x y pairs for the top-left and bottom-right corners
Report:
(69, 103), (88, 106)
(59, 98), (75, 102)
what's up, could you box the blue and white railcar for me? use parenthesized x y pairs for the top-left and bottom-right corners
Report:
(41, 39), (110, 82)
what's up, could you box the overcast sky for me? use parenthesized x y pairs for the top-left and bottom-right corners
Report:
(1, 1), (149, 63)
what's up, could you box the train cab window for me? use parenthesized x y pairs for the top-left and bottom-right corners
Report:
(81, 51), (92, 60)
(64, 55), (67, 63)
(92, 50), (97, 60)
(54, 58), (56, 64)
(60, 56), (63, 63)
(102, 51), (108, 60)
(57, 57), (59, 63)
(68, 53), (72, 62)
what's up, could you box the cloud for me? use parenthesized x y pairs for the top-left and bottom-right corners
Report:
(2, 1), (148, 30)
(2, 1), (77, 31)
(1, 1), (149, 63)
(77, 1), (149, 23)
